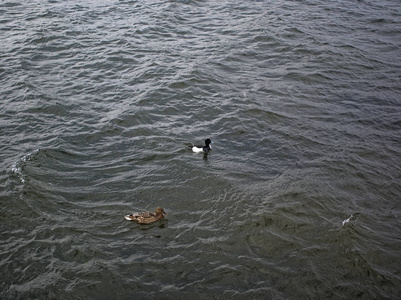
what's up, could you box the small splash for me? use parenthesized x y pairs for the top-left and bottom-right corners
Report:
(11, 149), (40, 183)
(342, 213), (360, 226)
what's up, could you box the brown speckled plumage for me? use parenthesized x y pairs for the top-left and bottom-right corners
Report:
(124, 207), (167, 224)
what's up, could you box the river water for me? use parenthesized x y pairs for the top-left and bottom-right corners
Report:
(1, 0), (401, 299)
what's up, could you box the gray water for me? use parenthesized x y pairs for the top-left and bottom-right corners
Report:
(1, 0), (401, 299)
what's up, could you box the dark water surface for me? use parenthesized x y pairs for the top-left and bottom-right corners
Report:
(1, 0), (401, 299)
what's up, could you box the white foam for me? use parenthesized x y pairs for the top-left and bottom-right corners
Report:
(342, 213), (358, 226)
(11, 149), (39, 183)
(342, 215), (352, 226)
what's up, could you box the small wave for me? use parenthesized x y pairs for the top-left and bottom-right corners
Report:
(342, 213), (360, 227)
(11, 149), (40, 183)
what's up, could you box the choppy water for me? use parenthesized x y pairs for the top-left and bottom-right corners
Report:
(1, 0), (401, 299)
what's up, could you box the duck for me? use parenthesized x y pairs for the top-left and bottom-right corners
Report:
(124, 207), (167, 224)
(190, 138), (212, 153)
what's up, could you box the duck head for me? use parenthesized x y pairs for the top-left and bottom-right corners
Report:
(155, 207), (167, 216)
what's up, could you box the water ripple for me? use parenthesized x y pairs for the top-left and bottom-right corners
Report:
(1, 0), (401, 298)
